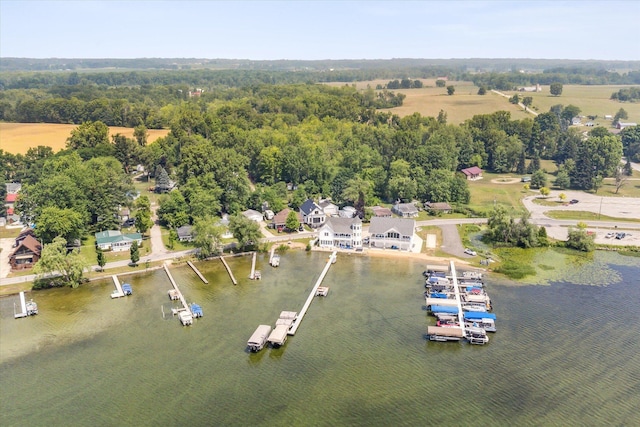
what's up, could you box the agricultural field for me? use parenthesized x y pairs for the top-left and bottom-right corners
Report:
(0, 123), (170, 154)
(328, 79), (531, 123)
(498, 84), (640, 127)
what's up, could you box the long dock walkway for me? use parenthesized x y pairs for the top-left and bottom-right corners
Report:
(289, 251), (337, 336)
(450, 261), (466, 336)
(220, 256), (238, 285)
(187, 261), (208, 284)
(111, 275), (125, 298)
(163, 263), (191, 316)
(14, 291), (27, 318)
(249, 252), (258, 279)
(269, 247), (276, 264)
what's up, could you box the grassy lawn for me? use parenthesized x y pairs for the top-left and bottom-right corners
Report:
(0, 227), (21, 239)
(467, 172), (531, 215)
(532, 198), (565, 206)
(416, 225), (442, 256)
(545, 210), (640, 223)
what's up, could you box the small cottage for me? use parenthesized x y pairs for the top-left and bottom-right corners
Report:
(461, 166), (483, 181)
(10, 235), (41, 270)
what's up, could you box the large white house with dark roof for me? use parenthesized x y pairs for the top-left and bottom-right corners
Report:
(300, 199), (326, 228)
(368, 217), (416, 251)
(317, 217), (362, 249)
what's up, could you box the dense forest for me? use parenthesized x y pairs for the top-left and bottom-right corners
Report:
(1, 61), (637, 250)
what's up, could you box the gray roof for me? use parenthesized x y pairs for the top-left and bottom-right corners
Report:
(177, 225), (193, 238)
(394, 203), (418, 214)
(300, 199), (322, 215)
(324, 217), (361, 234)
(369, 217), (415, 237)
(6, 183), (21, 193)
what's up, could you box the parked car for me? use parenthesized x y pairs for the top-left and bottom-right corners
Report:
(123, 218), (136, 227)
(615, 232), (626, 240)
(569, 199), (579, 204)
(605, 232), (615, 239)
(464, 248), (477, 256)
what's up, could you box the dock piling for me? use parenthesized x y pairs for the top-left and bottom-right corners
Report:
(187, 261), (209, 284)
(220, 256), (238, 285)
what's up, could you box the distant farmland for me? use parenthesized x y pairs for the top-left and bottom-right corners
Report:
(0, 123), (170, 155)
(326, 80), (640, 125)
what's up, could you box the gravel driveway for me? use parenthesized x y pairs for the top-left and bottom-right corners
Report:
(438, 224), (472, 257)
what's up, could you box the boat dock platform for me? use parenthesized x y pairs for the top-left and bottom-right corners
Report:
(110, 275), (125, 298)
(249, 252), (261, 280)
(220, 256), (238, 285)
(163, 262), (195, 325)
(187, 261), (208, 284)
(14, 291), (38, 318)
(288, 251), (337, 336)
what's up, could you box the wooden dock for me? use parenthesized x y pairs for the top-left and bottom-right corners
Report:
(14, 291), (27, 318)
(220, 256), (238, 285)
(249, 252), (260, 280)
(450, 261), (466, 336)
(289, 251), (337, 335)
(163, 263), (192, 317)
(187, 261), (208, 284)
(110, 275), (125, 298)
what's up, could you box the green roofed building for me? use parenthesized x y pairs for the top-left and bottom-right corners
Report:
(95, 230), (143, 252)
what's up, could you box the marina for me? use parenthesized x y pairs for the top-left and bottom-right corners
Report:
(425, 261), (491, 345)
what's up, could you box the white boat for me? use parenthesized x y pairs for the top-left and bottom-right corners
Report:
(247, 325), (272, 352)
(465, 327), (489, 345)
(270, 254), (280, 267)
(267, 324), (289, 347)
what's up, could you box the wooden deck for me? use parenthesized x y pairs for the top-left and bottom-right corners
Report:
(163, 263), (192, 318)
(220, 256), (238, 285)
(110, 275), (125, 298)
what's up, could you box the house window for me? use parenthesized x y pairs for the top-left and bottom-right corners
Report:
(387, 232), (399, 239)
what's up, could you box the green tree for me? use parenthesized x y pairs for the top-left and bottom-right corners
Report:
(341, 176), (372, 219)
(285, 210), (300, 231)
(509, 94), (520, 105)
(522, 97), (533, 108)
(554, 170), (571, 189)
(35, 206), (84, 244)
(130, 240), (140, 266)
(477, 87), (487, 95)
(133, 124), (148, 146)
(157, 190), (189, 228)
(435, 79), (446, 88)
(530, 169), (547, 189)
(446, 85), (455, 96)
(566, 227), (595, 252)
(33, 236), (86, 288)
(613, 108), (628, 126)
(192, 215), (223, 259)
(155, 165), (172, 192)
(229, 214), (262, 250)
(97, 249), (106, 272)
(66, 121), (110, 149)
(134, 209), (154, 235)
(558, 193), (566, 202)
(112, 133), (140, 174)
(550, 82), (563, 96)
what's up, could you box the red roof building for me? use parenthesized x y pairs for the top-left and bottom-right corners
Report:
(461, 166), (483, 181)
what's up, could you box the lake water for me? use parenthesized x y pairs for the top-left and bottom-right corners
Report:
(1, 251), (639, 426)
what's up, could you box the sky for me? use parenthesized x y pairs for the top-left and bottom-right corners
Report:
(1, 1), (639, 60)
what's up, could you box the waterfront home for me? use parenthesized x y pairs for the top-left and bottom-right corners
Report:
(9, 234), (41, 270)
(95, 230), (143, 252)
(317, 217), (362, 249)
(318, 199), (339, 217)
(300, 199), (326, 228)
(14, 228), (36, 247)
(392, 202), (419, 218)
(368, 217), (416, 251)
(177, 225), (194, 242)
(270, 208), (303, 232)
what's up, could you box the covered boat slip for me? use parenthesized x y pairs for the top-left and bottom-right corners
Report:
(425, 297), (458, 307)
(247, 325), (272, 352)
(427, 326), (464, 341)
(429, 305), (460, 314)
(267, 324), (289, 347)
(463, 312), (496, 321)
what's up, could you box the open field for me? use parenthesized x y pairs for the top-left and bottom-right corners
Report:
(0, 123), (170, 154)
(326, 79), (530, 123)
(498, 85), (640, 126)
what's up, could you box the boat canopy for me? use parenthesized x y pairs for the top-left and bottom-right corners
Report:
(430, 292), (448, 299)
(430, 305), (459, 314)
(426, 298), (457, 307)
(427, 326), (464, 337)
(464, 312), (496, 320)
(248, 325), (272, 347)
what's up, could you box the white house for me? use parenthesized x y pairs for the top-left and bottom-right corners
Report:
(242, 209), (264, 223)
(339, 206), (357, 218)
(368, 217), (416, 251)
(300, 199), (326, 228)
(317, 217), (362, 249)
(318, 199), (339, 217)
(95, 230), (143, 252)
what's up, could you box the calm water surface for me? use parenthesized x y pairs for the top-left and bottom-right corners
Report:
(1, 251), (639, 426)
